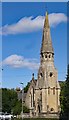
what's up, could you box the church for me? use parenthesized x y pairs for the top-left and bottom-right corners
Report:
(25, 11), (61, 118)
(24, 11), (61, 118)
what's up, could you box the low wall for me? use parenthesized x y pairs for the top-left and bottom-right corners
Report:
(38, 113), (59, 119)
(18, 113), (59, 119)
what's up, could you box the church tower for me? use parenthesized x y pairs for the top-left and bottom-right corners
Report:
(34, 11), (60, 116)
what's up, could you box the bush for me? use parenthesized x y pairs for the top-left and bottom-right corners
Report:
(23, 105), (30, 113)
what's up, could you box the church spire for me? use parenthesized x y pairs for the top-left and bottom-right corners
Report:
(44, 11), (49, 28)
(41, 11), (54, 55)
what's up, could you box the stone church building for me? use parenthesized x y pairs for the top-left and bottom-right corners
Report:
(25, 11), (61, 118)
(17, 11), (60, 118)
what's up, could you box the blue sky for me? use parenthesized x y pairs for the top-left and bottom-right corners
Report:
(2, 0), (68, 2)
(1, 2), (67, 88)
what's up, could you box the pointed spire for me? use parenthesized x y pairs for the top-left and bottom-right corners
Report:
(41, 11), (54, 54)
(44, 11), (49, 28)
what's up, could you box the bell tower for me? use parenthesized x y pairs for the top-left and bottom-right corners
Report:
(35, 11), (60, 115)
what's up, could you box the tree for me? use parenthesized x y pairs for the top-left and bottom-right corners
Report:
(2, 88), (21, 114)
(12, 101), (22, 115)
(23, 105), (30, 113)
(64, 64), (69, 118)
(24, 82), (30, 93)
(60, 64), (69, 119)
(60, 81), (65, 113)
(2, 88), (30, 115)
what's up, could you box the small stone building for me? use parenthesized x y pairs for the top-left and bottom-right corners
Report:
(25, 11), (60, 118)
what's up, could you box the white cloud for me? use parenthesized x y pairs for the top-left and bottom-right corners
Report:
(1, 54), (39, 70)
(0, 13), (67, 35)
(49, 13), (67, 27)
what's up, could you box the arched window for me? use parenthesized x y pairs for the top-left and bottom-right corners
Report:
(48, 87), (50, 95)
(31, 94), (32, 107)
(40, 73), (43, 77)
(33, 88), (34, 107)
(53, 87), (55, 95)
(52, 54), (54, 58)
(49, 55), (50, 58)
(51, 108), (54, 112)
(45, 55), (47, 58)
(40, 92), (42, 110)
(40, 92), (42, 101)
(50, 72), (53, 77)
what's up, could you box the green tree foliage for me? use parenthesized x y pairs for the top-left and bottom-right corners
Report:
(24, 82), (30, 93)
(23, 105), (30, 113)
(60, 64), (69, 119)
(60, 81), (65, 113)
(2, 88), (21, 114)
(2, 88), (30, 115)
(12, 101), (22, 115)
(2, 88), (17, 113)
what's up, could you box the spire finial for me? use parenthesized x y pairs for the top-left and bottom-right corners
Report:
(44, 11), (49, 28)
(46, 11), (48, 16)
(32, 73), (34, 80)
